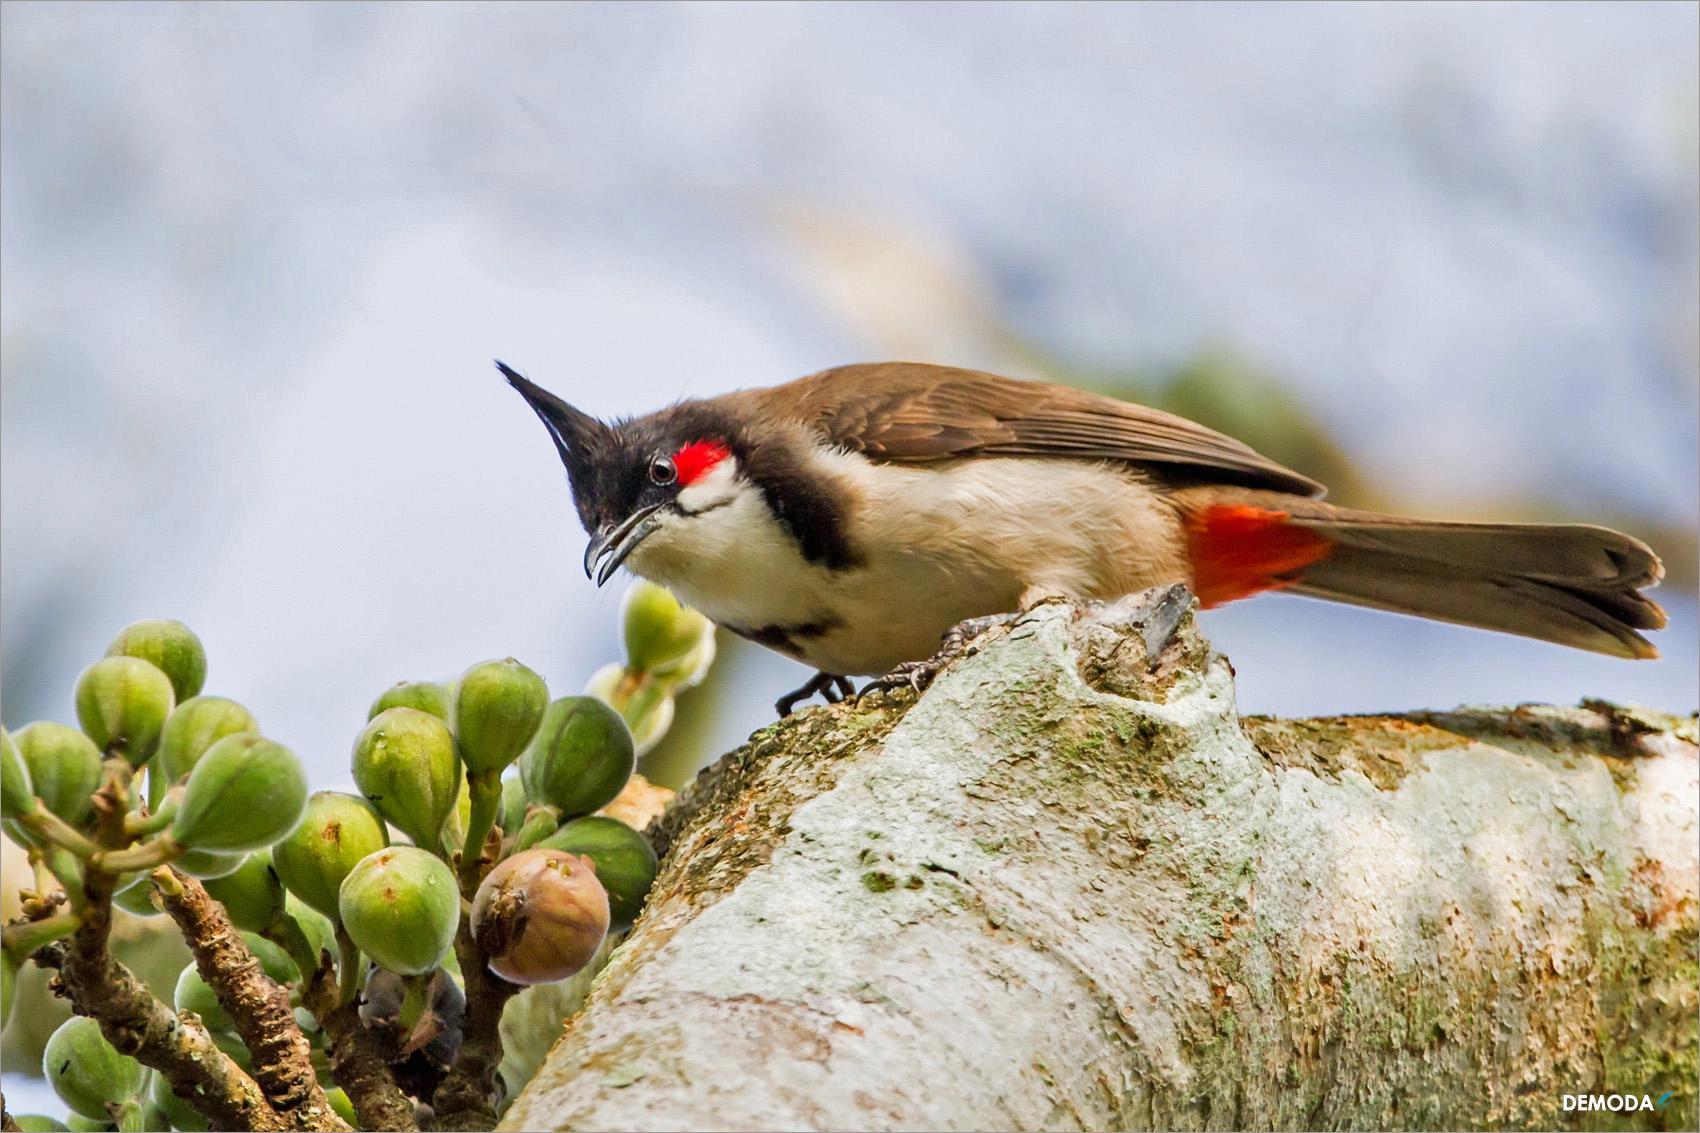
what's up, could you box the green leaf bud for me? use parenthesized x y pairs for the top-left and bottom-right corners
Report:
(338, 846), (459, 976)
(352, 708), (461, 851)
(201, 850), (286, 933)
(471, 848), (608, 985)
(156, 696), (258, 782)
(272, 792), (389, 921)
(621, 582), (712, 674)
(74, 656), (175, 765)
(539, 815), (659, 929)
(43, 1015), (146, 1121)
(518, 697), (634, 820)
(150, 1073), (208, 1132)
(11, 722), (101, 827)
(105, 619), (206, 702)
(368, 681), (452, 722)
(171, 734), (308, 852)
(2, 727), (34, 819)
(453, 658), (548, 776)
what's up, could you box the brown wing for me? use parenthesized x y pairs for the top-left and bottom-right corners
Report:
(761, 361), (1325, 497)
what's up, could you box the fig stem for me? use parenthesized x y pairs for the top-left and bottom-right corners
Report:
(123, 792), (179, 838)
(95, 835), (180, 874)
(335, 926), (363, 1006)
(510, 805), (560, 854)
(16, 807), (98, 858)
(0, 910), (78, 960)
(264, 910), (323, 989)
(460, 771), (503, 886)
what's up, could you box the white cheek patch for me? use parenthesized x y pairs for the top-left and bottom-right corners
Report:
(676, 456), (742, 514)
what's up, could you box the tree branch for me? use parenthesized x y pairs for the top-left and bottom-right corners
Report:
(502, 589), (1699, 1132)
(153, 866), (349, 1131)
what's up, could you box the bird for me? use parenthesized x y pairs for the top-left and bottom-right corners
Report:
(497, 359), (1666, 716)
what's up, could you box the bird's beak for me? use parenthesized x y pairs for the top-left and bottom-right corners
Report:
(584, 502), (668, 587)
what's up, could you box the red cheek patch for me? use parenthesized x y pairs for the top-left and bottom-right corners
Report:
(674, 440), (731, 487)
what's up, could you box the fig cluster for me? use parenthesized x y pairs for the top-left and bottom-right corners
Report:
(5, 584), (701, 1129)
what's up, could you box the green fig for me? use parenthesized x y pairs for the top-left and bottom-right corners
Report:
(368, 680), (452, 722)
(453, 658), (548, 775)
(171, 734), (307, 852)
(272, 792), (389, 921)
(518, 697), (635, 819)
(471, 848), (608, 984)
(540, 815), (659, 929)
(324, 1087), (356, 1128)
(43, 1015), (146, 1121)
(112, 875), (162, 917)
(201, 851), (286, 933)
(285, 894), (335, 961)
(2, 950), (17, 1029)
(61, 1117), (108, 1133)
(105, 620), (206, 702)
(621, 581), (712, 674)
(74, 656), (175, 765)
(10, 1116), (70, 1132)
(352, 708), (461, 851)
(156, 696), (258, 781)
(497, 773), (528, 839)
(150, 1073), (208, 1132)
(2, 726), (35, 819)
(12, 722), (102, 826)
(338, 846), (459, 976)
(174, 847), (246, 879)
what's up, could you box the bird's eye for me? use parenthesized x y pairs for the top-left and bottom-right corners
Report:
(647, 455), (678, 486)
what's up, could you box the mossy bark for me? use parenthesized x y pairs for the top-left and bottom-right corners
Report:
(504, 589), (1698, 1132)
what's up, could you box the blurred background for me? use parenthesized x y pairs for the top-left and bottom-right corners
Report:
(1, 5), (1696, 1102)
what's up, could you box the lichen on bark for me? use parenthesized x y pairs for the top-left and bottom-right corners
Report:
(503, 589), (1698, 1132)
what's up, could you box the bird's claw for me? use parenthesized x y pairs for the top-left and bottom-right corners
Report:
(775, 671), (856, 717)
(856, 611), (1022, 705)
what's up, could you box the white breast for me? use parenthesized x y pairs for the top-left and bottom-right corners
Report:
(625, 449), (1189, 675)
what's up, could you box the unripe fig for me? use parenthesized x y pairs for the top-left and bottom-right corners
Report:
(171, 734), (307, 852)
(272, 792), (388, 921)
(352, 708), (461, 851)
(61, 1118), (106, 1133)
(74, 656), (175, 765)
(497, 774), (527, 838)
(43, 1015), (146, 1121)
(156, 696), (258, 782)
(583, 665), (676, 755)
(338, 846), (459, 976)
(540, 815), (659, 929)
(11, 722), (101, 826)
(150, 1073), (208, 1132)
(112, 876), (161, 917)
(10, 1116), (70, 1132)
(201, 850), (286, 933)
(105, 619), (206, 702)
(2, 727), (34, 819)
(518, 697), (634, 819)
(286, 894), (335, 960)
(324, 1087), (356, 1128)
(368, 680), (451, 722)
(621, 581), (712, 674)
(438, 775), (474, 861)
(175, 847), (246, 879)
(453, 658), (548, 775)
(470, 848), (609, 984)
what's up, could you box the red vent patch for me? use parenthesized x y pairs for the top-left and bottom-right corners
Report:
(674, 440), (731, 487)
(1185, 504), (1333, 608)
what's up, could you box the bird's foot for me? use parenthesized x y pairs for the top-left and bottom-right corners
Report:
(858, 612), (1023, 704)
(775, 671), (856, 717)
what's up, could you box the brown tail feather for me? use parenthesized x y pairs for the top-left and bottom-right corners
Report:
(1176, 489), (1667, 659)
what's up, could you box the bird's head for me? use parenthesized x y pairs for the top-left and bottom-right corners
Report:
(498, 361), (741, 585)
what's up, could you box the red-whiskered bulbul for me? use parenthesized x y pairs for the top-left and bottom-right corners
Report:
(497, 360), (1666, 714)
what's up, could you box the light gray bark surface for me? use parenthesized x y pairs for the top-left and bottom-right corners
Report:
(503, 589), (1698, 1132)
